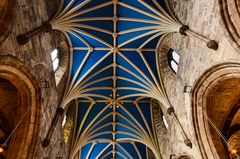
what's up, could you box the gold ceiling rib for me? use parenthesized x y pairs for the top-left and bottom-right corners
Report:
(96, 143), (112, 158)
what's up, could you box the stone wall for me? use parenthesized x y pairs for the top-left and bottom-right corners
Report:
(157, 0), (240, 158)
(0, 0), (15, 44)
(0, 0), (71, 158)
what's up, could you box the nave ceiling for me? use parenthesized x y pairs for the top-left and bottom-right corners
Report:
(49, 0), (182, 158)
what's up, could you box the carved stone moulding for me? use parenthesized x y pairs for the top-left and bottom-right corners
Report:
(219, 0), (240, 50)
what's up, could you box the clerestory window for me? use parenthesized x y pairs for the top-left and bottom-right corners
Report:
(162, 115), (169, 129)
(62, 115), (67, 127)
(51, 48), (60, 72)
(167, 49), (180, 74)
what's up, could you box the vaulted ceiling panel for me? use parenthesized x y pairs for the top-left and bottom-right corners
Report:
(51, 0), (181, 158)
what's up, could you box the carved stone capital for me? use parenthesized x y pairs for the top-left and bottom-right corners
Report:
(184, 139), (193, 148)
(57, 107), (65, 115)
(16, 34), (29, 45)
(207, 40), (218, 50)
(179, 25), (189, 36)
(42, 138), (51, 148)
(167, 107), (175, 115)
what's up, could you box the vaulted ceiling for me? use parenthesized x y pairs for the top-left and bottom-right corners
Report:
(50, 0), (183, 158)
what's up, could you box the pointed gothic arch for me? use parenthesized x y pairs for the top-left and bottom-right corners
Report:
(192, 63), (240, 159)
(0, 55), (41, 159)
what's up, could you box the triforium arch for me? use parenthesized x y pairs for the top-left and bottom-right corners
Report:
(0, 55), (41, 159)
(192, 63), (240, 159)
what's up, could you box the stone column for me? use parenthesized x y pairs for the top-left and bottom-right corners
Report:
(167, 107), (192, 148)
(42, 107), (64, 147)
(17, 22), (52, 45)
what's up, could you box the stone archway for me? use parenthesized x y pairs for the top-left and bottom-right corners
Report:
(192, 63), (240, 159)
(0, 55), (41, 159)
(0, 78), (19, 158)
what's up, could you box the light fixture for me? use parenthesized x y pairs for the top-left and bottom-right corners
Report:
(41, 80), (49, 88)
(0, 147), (4, 153)
(183, 84), (192, 93)
(230, 148), (237, 154)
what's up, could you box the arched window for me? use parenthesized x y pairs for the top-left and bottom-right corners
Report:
(62, 101), (75, 144)
(51, 48), (60, 71)
(51, 42), (69, 86)
(162, 115), (169, 129)
(62, 115), (67, 127)
(167, 49), (180, 74)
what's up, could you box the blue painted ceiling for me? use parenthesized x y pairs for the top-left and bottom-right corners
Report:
(50, 0), (180, 158)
